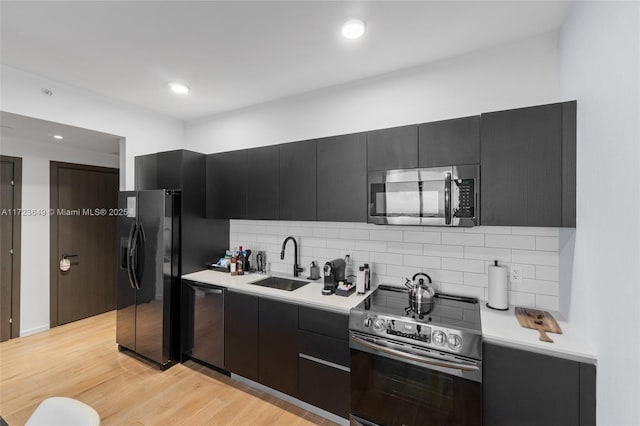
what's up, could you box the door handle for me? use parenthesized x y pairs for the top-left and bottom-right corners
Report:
(126, 222), (137, 289)
(59, 254), (77, 272)
(444, 172), (452, 225)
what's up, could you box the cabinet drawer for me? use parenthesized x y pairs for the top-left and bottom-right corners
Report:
(298, 357), (350, 419)
(298, 329), (349, 368)
(298, 306), (349, 340)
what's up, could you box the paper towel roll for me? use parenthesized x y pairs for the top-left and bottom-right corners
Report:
(487, 261), (509, 310)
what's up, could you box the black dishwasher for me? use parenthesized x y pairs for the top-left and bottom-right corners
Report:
(183, 280), (225, 370)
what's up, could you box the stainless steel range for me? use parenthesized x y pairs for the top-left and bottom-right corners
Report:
(349, 284), (483, 426)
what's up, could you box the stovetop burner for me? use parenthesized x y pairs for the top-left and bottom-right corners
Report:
(350, 284), (483, 360)
(357, 284), (482, 332)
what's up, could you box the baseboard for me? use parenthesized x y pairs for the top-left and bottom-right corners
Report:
(20, 324), (50, 337)
(231, 374), (349, 426)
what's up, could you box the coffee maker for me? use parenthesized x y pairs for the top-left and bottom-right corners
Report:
(322, 258), (346, 295)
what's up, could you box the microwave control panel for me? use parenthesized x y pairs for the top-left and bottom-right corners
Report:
(454, 179), (475, 218)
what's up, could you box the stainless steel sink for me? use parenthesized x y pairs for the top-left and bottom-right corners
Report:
(249, 276), (309, 291)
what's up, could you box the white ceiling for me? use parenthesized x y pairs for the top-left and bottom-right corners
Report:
(0, 1), (571, 121)
(0, 111), (121, 155)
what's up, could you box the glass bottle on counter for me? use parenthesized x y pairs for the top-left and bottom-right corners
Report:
(230, 249), (238, 276)
(237, 246), (245, 275)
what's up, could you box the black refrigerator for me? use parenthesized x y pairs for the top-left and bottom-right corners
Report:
(116, 189), (181, 368)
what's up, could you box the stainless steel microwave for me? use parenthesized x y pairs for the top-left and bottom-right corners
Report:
(368, 165), (479, 227)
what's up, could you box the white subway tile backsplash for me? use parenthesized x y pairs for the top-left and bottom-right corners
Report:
(464, 272), (488, 287)
(535, 236), (559, 252)
(536, 266), (559, 281)
(485, 234), (536, 250)
(464, 247), (511, 262)
(229, 220), (561, 306)
(535, 294), (559, 311)
(326, 239), (355, 250)
(404, 231), (441, 244)
(442, 258), (485, 273)
(370, 229), (403, 242)
(511, 279), (559, 296)
(370, 252), (403, 266)
(387, 242), (423, 255)
(512, 250), (559, 266)
(339, 229), (370, 240)
(423, 244), (464, 258)
(511, 227), (560, 237)
(355, 240), (388, 252)
(442, 232), (484, 247)
(403, 254), (441, 269)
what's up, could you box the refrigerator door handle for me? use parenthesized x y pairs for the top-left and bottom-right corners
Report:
(126, 222), (137, 289)
(130, 223), (142, 290)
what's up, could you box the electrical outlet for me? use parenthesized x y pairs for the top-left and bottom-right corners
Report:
(510, 266), (523, 283)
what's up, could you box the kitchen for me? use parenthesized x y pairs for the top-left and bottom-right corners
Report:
(0, 1), (638, 426)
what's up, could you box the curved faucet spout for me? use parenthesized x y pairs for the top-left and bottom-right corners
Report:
(281, 236), (304, 277)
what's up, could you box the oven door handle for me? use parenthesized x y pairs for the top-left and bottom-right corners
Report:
(351, 335), (479, 372)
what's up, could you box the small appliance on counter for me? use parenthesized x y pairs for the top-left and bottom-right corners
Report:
(322, 258), (346, 295)
(255, 251), (266, 274)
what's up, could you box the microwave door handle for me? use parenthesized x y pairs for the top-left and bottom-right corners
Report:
(351, 335), (479, 372)
(444, 172), (452, 225)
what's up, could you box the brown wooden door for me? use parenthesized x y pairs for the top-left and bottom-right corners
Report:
(1, 156), (22, 341)
(50, 162), (118, 326)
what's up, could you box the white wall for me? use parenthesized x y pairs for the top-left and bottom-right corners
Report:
(186, 32), (561, 153)
(0, 65), (185, 190)
(1, 137), (119, 336)
(1, 65), (184, 335)
(231, 220), (562, 310)
(559, 2), (640, 425)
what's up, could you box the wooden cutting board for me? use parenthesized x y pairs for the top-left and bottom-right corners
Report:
(515, 307), (562, 343)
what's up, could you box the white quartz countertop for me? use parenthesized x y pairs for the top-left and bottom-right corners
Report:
(481, 304), (597, 364)
(182, 270), (373, 314)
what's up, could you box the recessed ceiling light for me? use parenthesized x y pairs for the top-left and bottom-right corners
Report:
(341, 19), (366, 39)
(53, 135), (64, 140)
(168, 82), (190, 94)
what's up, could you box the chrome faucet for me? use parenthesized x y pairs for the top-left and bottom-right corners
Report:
(280, 236), (304, 277)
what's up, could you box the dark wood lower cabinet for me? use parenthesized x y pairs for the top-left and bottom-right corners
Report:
(258, 298), (299, 397)
(483, 343), (595, 426)
(224, 291), (259, 381)
(298, 357), (350, 419)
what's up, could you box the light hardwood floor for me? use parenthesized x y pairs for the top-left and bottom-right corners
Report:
(0, 311), (336, 425)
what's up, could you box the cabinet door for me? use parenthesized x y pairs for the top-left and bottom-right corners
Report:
(317, 132), (367, 222)
(205, 150), (248, 219)
(247, 146), (279, 220)
(481, 104), (562, 226)
(299, 357), (350, 418)
(367, 125), (418, 171)
(280, 140), (317, 221)
(156, 150), (184, 189)
(419, 116), (480, 167)
(224, 291), (258, 381)
(483, 343), (582, 426)
(135, 154), (158, 190)
(258, 298), (298, 397)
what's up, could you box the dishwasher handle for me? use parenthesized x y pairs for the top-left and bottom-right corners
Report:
(186, 282), (224, 294)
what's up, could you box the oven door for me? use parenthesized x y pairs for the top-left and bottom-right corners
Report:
(368, 167), (452, 226)
(350, 333), (482, 426)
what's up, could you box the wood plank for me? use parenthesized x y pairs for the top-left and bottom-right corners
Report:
(0, 311), (338, 425)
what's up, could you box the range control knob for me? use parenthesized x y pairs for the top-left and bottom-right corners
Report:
(432, 330), (447, 346)
(447, 334), (462, 351)
(363, 317), (373, 328)
(373, 318), (386, 332)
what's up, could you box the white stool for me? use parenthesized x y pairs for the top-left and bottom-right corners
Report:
(25, 397), (100, 426)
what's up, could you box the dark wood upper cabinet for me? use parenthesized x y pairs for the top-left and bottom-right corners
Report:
(224, 291), (259, 382)
(419, 116), (480, 167)
(134, 154), (158, 190)
(367, 125), (418, 171)
(481, 103), (570, 227)
(561, 101), (577, 227)
(483, 343), (595, 426)
(279, 140), (317, 221)
(205, 150), (248, 219)
(258, 298), (299, 397)
(247, 146), (279, 220)
(317, 132), (367, 222)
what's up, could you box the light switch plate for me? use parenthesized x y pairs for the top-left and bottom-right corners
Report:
(510, 265), (523, 283)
